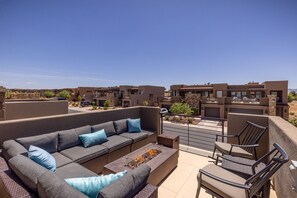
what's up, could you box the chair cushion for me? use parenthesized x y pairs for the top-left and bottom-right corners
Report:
(28, 145), (56, 172)
(119, 132), (148, 143)
(101, 135), (132, 153)
(58, 125), (91, 151)
(65, 171), (127, 198)
(79, 129), (107, 148)
(114, 119), (128, 134)
(98, 164), (151, 198)
(60, 145), (108, 164)
(215, 142), (253, 159)
(55, 163), (98, 179)
(9, 155), (49, 192)
(92, 122), (117, 137)
(127, 119), (141, 133)
(51, 152), (72, 168)
(16, 132), (58, 153)
(37, 170), (88, 198)
(198, 164), (246, 198)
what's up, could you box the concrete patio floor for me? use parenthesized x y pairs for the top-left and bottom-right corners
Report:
(159, 150), (277, 198)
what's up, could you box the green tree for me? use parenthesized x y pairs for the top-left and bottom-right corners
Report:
(103, 100), (110, 110)
(44, 90), (55, 98)
(5, 91), (12, 99)
(77, 95), (82, 101)
(57, 90), (71, 100)
(288, 91), (297, 103)
(169, 102), (193, 115)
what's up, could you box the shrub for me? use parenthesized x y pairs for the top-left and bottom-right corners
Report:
(288, 91), (297, 103)
(169, 103), (193, 115)
(77, 95), (82, 101)
(289, 117), (297, 128)
(143, 101), (149, 106)
(5, 91), (12, 99)
(104, 100), (111, 108)
(57, 90), (71, 100)
(290, 112), (295, 116)
(44, 90), (55, 98)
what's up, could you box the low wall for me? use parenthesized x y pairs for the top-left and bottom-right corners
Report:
(5, 100), (68, 120)
(227, 113), (269, 159)
(0, 106), (160, 147)
(269, 116), (297, 198)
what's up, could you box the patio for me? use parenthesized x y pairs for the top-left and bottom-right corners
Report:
(159, 149), (277, 198)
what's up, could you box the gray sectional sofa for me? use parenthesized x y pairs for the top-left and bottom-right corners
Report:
(0, 118), (158, 198)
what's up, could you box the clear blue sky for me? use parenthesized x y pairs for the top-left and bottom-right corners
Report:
(0, 0), (296, 90)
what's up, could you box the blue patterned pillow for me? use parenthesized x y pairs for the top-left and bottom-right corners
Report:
(65, 170), (127, 198)
(28, 145), (56, 172)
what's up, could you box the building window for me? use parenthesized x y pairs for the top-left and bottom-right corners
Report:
(172, 91), (176, 96)
(202, 91), (209, 97)
(256, 92), (261, 99)
(271, 91), (282, 102)
(216, 91), (223, 98)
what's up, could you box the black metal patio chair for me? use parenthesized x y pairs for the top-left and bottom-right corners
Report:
(211, 121), (268, 160)
(196, 143), (288, 198)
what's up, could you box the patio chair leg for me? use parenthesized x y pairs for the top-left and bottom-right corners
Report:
(211, 146), (216, 159)
(196, 183), (201, 198)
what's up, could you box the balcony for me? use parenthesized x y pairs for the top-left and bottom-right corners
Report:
(0, 107), (295, 198)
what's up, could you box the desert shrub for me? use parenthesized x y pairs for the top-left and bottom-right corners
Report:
(164, 115), (170, 121)
(170, 102), (193, 115)
(143, 101), (149, 106)
(44, 90), (55, 98)
(104, 100), (111, 108)
(288, 91), (297, 103)
(289, 117), (297, 127)
(57, 90), (71, 100)
(77, 95), (82, 101)
(5, 91), (12, 99)
(290, 112), (295, 116)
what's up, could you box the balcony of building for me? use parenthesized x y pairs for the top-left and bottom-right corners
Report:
(0, 107), (295, 198)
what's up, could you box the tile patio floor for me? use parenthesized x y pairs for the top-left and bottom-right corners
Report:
(158, 150), (277, 198)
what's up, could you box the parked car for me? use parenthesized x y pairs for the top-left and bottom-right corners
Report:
(80, 101), (90, 107)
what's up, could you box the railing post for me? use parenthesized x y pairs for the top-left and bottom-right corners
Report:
(222, 120), (225, 142)
(187, 116), (190, 147)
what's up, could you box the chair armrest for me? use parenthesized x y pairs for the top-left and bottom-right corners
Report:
(133, 184), (158, 198)
(231, 144), (259, 148)
(199, 169), (250, 189)
(216, 154), (254, 167)
(215, 134), (238, 141)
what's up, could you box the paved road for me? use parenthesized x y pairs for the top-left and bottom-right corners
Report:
(162, 122), (224, 151)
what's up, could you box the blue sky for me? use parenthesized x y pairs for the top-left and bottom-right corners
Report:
(0, 0), (296, 90)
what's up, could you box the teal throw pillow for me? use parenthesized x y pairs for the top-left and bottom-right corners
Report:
(79, 129), (107, 148)
(65, 170), (127, 198)
(28, 145), (56, 172)
(127, 118), (141, 133)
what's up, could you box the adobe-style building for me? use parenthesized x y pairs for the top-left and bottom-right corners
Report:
(161, 81), (289, 120)
(77, 85), (165, 107)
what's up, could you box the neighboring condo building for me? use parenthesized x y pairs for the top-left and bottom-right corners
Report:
(161, 81), (289, 120)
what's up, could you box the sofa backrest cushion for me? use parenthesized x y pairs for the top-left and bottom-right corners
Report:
(58, 125), (91, 151)
(2, 140), (28, 161)
(98, 164), (151, 198)
(91, 122), (116, 137)
(16, 132), (58, 153)
(37, 171), (88, 198)
(113, 119), (128, 135)
(9, 155), (49, 192)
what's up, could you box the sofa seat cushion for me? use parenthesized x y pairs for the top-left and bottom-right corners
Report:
(16, 132), (58, 153)
(60, 145), (108, 164)
(119, 132), (148, 143)
(141, 130), (155, 136)
(101, 136), (132, 153)
(55, 163), (97, 179)
(58, 125), (91, 151)
(91, 122), (116, 137)
(51, 152), (72, 168)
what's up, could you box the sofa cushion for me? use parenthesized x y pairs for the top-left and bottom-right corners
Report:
(9, 155), (49, 192)
(16, 132), (58, 153)
(55, 163), (97, 179)
(65, 171), (127, 198)
(114, 119), (128, 134)
(37, 171), (88, 198)
(28, 145), (56, 172)
(91, 122), (116, 137)
(79, 129), (107, 148)
(60, 145), (108, 164)
(127, 118), (141, 133)
(101, 136), (132, 153)
(51, 152), (72, 168)
(2, 140), (28, 161)
(119, 132), (148, 143)
(98, 164), (151, 198)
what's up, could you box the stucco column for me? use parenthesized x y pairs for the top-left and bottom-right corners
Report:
(268, 95), (276, 116)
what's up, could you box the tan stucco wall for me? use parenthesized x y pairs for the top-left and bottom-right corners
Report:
(5, 100), (68, 120)
(227, 113), (269, 159)
(0, 106), (160, 148)
(269, 116), (297, 198)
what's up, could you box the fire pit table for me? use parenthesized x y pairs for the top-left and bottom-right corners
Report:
(103, 143), (178, 185)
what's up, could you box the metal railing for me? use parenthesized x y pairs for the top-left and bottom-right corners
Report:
(160, 110), (226, 152)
